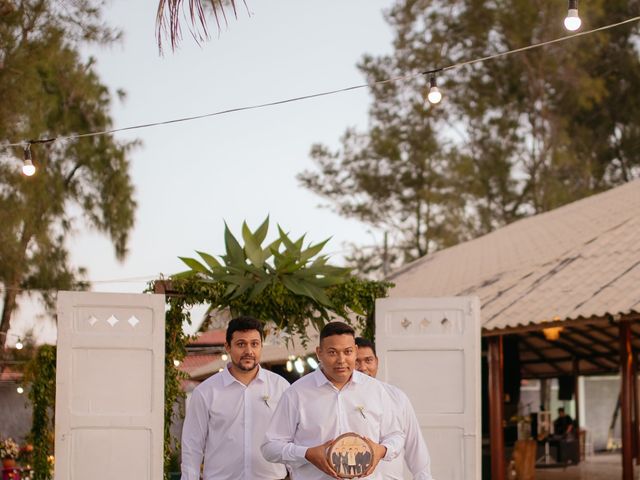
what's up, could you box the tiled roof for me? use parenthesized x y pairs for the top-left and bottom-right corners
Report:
(389, 179), (640, 333)
(0, 366), (23, 382)
(179, 353), (222, 375)
(189, 330), (225, 345)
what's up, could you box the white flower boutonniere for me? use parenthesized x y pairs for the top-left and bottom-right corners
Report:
(262, 395), (271, 408)
(356, 405), (366, 419)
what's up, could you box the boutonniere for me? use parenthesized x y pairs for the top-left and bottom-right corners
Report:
(262, 395), (271, 408)
(356, 405), (366, 419)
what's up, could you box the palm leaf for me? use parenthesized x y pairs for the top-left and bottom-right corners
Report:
(156, 0), (247, 52)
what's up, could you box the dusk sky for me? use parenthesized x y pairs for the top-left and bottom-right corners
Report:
(9, 0), (395, 343)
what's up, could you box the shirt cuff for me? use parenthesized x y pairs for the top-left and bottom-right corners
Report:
(180, 466), (200, 480)
(292, 444), (309, 463)
(414, 471), (434, 480)
(381, 442), (398, 461)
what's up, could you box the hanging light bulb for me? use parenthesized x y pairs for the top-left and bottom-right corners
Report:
(22, 144), (36, 176)
(286, 360), (293, 372)
(564, 0), (581, 31)
(427, 75), (442, 104)
(17, 386), (24, 394)
(221, 353), (228, 361)
(15, 338), (24, 350)
(306, 357), (319, 370)
(294, 358), (305, 375)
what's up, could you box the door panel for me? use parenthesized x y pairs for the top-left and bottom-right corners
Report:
(55, 291), (165, 480)
(376, 297), (481, 480)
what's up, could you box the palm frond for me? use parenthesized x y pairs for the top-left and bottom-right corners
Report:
(156, 0), (247, 53)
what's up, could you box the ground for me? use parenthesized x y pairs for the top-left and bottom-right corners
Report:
(537, 452), (640, 480)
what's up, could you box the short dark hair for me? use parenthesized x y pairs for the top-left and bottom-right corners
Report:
(226, 316), (264, 344)
(320, 321), (355, 343)
(355, 337), (376, 357)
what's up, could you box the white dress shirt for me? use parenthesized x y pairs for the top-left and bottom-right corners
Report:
(181, 364), (290, 480)
(261, 369), (404, 480)
(377, 383), (434, 480)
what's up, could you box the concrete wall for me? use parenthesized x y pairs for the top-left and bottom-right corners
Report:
(583, 376), (622, 451)
(518, 376), (623, 452)
(0, 384), (32, 442)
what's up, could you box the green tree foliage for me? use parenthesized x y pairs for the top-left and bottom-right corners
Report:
(299, 0), (640, 277)
(0, 1), (137, 347)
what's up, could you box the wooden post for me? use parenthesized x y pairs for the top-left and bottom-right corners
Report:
(620, 321), (634, 480)
(631, 352), (640, 465)
(488, 335), (506, 480)
(573, 357), (580, 433)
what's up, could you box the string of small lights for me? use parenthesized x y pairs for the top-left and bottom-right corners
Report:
(1, 8), (639, 177)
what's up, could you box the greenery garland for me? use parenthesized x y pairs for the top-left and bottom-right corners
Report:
(25, 219), (392, 480)
(25, 345), (56, 480)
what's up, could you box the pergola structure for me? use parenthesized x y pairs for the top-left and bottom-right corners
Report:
(387, 179), (640, 479)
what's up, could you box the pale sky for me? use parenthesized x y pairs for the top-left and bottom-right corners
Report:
(9, 0), (395, 343)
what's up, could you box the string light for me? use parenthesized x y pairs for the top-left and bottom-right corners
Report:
(306, 357), (318, 369)
(22, 144), (36, 176)
(564, 0), (582, 31)
(286, 360), (293, 372)
(426, 75), (442, 104)
(15, 338), (23, 350)
(1, 15), (638, 155)
(173, 359), (181, 367)
(294, 357), (305, 374)
(16, 385), (24, 394)
(221, 353), (228, 361)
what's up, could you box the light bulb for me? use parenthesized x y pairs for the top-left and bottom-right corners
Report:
(17, 386), (24, 394)
(306, 357), (319, 369)
(15, 339), (24, 350)
(173, 359), (181, 367)
(22, 159), (36, 176)
(564, 1), (581, 31)
(221, 353), (228, 361)
(427, 76), (442, 104)
(294, 358), (305, 374)
(22, 145), (36, 176)
(218, 368), (223, 372)
(564, 10), (581, 30)
(286, 360), (293, 372)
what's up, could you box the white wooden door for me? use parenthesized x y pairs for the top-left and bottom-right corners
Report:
(55, 291), (165, 480)
(375, 297), (481, 480)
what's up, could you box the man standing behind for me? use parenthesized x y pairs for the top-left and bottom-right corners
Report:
(181, 316), (290, 480)
(355, 337), (434, 480)
(262, 321), (404, 479)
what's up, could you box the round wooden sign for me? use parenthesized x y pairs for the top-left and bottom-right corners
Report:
(326, 432), (375, 478)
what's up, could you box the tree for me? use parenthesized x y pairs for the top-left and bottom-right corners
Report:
(0, 1), (137, 348)
(299, 0), (640, 277)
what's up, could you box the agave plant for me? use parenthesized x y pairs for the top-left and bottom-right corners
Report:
(177, 217), (351, 310)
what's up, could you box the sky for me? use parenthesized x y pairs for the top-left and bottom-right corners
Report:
(9, 0), (396, 343)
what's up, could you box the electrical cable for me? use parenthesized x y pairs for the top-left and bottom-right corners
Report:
(1, 15), (639, 150)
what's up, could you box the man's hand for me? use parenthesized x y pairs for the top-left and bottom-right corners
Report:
(305, 440), (339, 479)
(363, 439), (387, 477)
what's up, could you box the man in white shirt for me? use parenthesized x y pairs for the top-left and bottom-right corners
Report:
(181, 316), (290, 480)
(262, 321), (404, 479)
(355, 337), (434, 480)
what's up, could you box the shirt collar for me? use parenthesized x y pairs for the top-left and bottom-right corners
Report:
(315, 367), (362, 387)
(221, 363), (266, 387)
